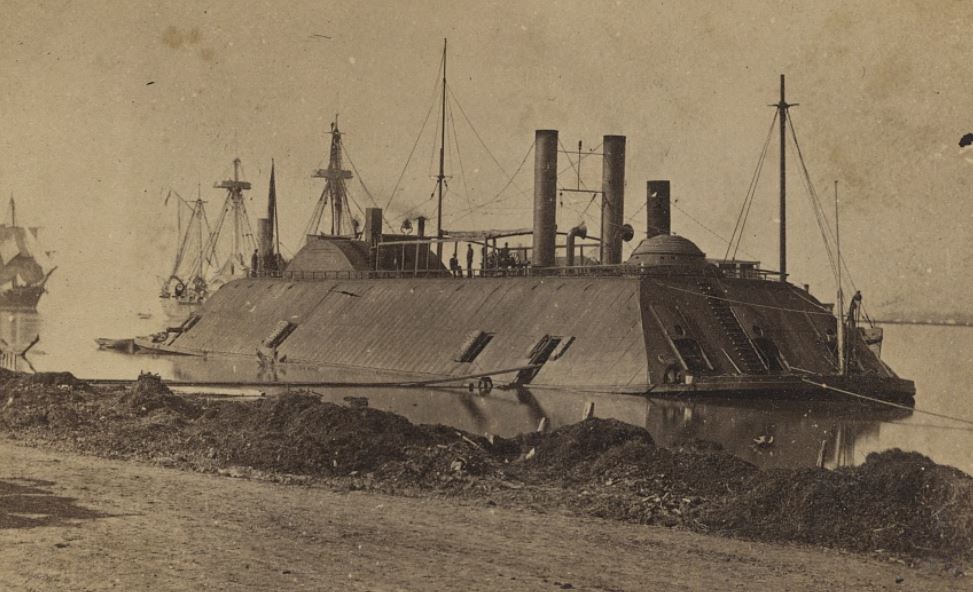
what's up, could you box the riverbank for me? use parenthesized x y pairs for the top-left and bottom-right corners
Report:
(1, 372), (971, 579)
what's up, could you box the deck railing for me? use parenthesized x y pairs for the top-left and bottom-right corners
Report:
(253, 263), (737, 282)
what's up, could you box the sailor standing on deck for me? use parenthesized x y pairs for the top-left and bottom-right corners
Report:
(466, 244), (474, 278)
(251, 249), (260, 277)
(449, 253), (459, 278)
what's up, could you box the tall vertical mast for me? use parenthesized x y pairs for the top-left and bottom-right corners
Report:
(214, 157), (253, 268)
(835, 180), (845, 375)
(196, 184), (203, 278)
(435, 38), (447, 260)
(311, 117), (353, 236)
(776, 74), (792, 281)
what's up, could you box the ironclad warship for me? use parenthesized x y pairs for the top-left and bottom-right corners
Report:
(136, 60), (914, 402)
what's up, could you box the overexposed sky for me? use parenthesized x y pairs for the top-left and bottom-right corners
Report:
(1, 0), (970, 316)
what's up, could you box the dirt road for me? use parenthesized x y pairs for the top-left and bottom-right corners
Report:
(0, 439), (964, 591)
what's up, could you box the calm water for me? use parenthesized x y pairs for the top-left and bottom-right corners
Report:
(4, 304), (972, 473)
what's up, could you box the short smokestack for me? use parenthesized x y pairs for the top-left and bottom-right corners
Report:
(601, 135), (626, 265)
(646, 180), (671, 238)
(417, 216), (426, 239)
(257, 218), (272, 260)
(532, 130), (558, 267)
(363, 207), (383, 246)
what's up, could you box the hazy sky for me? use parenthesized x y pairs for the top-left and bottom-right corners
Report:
(1, 0), (970, 317)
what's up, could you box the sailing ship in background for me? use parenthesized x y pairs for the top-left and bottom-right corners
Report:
(0, 197), (55, 310)
(159, 159), (283, 314)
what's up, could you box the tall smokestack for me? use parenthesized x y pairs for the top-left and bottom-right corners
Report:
(532, 129), (558, 267)
(600, 135), (626, 265)
(646, 180), (671, 238)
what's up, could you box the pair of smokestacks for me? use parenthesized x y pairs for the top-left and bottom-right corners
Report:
(532, 130), (670, 267)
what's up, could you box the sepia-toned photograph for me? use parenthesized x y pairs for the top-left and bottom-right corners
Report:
(1, 1), (971, 589)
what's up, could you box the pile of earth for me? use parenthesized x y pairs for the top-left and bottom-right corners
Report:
(0, 372), (970, 565)
(700, 449), (973, 559)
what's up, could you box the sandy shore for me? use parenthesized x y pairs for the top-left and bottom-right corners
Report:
(1, 440), (965, 591)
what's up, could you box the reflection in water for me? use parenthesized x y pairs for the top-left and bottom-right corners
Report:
(5, 309), (973, 472)
(0, 312), (42, 373)
(159, 355), (918, 470)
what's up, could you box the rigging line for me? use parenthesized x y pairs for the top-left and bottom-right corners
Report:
(446, 84), (525, 194)
(732, 119), (777, 261)
(669, 200), (760, 261)
(446, 96), (476, 217)
(303, 184), (330, 238)
(384, 52), (445, 214)
(732, 135), (772, 261)
(650, 279), (833, 315)
(555, 140), (605, 186)
(383, 96), (437, 213)
(580, 191), (600, 218)
(481, 140), (535, 206)
(168, 189), (197, 213)
(801, 379), (973, 427)
(788, 116), (863, 299)
(728, 111), (776, 259)
(342, 144), (391, 227)
(428, 87), (443, 178)
(343, 191), (367, 221)
(625, 199), (648, 223)
(787, 116), (840, 282)
(557, 138), (586, 189)
(724, 111), (778, 261)
(398, 184), (440, 220)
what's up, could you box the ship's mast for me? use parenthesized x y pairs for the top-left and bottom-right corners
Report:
(310, 116), (354, 237)
(835, 180), (845, 375)
(213, 158), (255, 269)
(9, 196), (14, 227)
(195, 184), (205, 280)
(435, 37), (447, 261)
(775, 74), (794, 282)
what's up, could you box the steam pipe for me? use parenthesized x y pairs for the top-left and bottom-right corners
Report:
(564, 223), (588, 267)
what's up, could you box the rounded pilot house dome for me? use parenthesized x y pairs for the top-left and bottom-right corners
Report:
(626, 234), (706, 267)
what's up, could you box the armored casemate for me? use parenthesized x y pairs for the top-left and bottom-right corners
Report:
(136, 108), (913, 401)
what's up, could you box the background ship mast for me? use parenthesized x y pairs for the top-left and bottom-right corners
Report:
(207, 158), (256, 274)
(306, 117), (354, 239)
(435, 37), (447, 260)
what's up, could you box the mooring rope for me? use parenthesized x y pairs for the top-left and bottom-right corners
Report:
(83, 365), (539, 391)
(800, 378), (973, 427)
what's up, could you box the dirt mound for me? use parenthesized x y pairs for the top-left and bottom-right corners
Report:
(515, 418), (655, 471)
(0, 374), (88, 430)
(116, 373), (201, 419)
(700, 448), (973, 560)
(505, 419), (755, 499)
(14, 372), (87, 389)
(191, 392), (450, 475)
(0, 374), (969, 565)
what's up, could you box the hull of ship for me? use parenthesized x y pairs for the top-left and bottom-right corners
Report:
(0, 286), (45, 311)
(140, 273), (915, 403)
